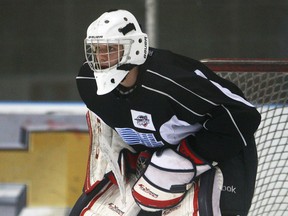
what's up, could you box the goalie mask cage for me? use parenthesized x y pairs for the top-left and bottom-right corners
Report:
(202, 59), (288, 216)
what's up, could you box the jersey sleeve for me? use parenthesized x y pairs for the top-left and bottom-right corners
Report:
(165, 62), (261, 161)
(193, 103), (260, 161)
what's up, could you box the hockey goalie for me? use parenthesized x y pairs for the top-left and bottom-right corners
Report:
(70, 9), (261, 216)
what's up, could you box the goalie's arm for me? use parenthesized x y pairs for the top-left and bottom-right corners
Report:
(166, 72), (261, 162)
(193, 104), (261, 161)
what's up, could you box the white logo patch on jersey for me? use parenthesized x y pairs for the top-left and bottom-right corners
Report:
(131, 110), (156, 131)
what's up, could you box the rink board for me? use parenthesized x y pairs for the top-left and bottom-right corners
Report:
(0, 103), (90, 207)
(0, 131), (89, 207)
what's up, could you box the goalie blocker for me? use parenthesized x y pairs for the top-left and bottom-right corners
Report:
(131, 139), (219, 212)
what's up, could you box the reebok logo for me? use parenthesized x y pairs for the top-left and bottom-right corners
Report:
(222, 185), (236, 194)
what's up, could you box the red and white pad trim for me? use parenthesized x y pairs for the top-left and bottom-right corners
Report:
(132, 176), (186, 211)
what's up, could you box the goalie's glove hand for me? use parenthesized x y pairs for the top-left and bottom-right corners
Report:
(132, 140), (215, 212)
(136, 150), (152, 178)
(118, 148), (153, 178)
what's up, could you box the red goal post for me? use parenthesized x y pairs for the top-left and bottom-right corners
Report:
(201, 58), (288, 216)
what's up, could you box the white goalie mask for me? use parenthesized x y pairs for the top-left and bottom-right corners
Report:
(84, 9), (149, 95)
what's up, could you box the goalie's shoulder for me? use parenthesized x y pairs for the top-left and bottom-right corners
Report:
(76, 61), (97, 108)
(77, 61), (94, 78)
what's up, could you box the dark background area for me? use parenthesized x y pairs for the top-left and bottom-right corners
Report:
(1, 0), (287, 101)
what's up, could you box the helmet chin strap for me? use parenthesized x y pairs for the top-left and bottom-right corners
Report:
(120, 74), (127, 83)
(117, 63), (137, 71)
(117, 63), (138, 84)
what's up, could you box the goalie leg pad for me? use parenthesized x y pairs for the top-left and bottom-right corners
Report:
(80, 174), (141, 216)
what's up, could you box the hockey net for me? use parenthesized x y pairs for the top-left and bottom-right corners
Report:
(202, 59), (288, 216)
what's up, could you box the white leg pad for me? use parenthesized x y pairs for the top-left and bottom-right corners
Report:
(81, 176), (141, 216)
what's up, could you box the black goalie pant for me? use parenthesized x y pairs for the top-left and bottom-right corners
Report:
(218, 137), (258, 216)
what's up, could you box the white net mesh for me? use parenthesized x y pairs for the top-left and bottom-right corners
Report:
(212, 65), (288, 216)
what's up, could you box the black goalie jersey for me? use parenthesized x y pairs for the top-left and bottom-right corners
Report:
(76, 48), (260, 161)
(76, 48), (261, 215)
